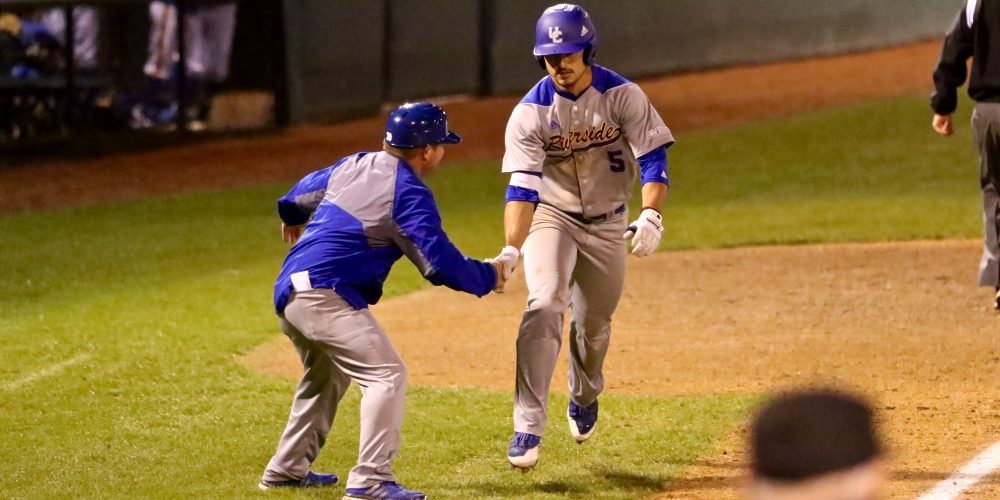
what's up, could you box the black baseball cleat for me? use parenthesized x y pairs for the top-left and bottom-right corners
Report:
(994, 287), (999, 310)
(258, 470), (338, 490)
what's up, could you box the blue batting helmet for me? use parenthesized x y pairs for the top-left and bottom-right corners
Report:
(384, 102), (462, 148)
(533, 4), (597, 65)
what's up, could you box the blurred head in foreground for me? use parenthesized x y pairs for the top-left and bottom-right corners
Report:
(747, 389), (886, 500)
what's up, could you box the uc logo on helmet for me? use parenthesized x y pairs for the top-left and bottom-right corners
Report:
(548, 26), (563, 43)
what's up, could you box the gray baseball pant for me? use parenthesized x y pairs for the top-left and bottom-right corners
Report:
(514, 203), (627, 436)
(262, 288), (407, 489)
(972, 103), (1000, 287)
(144, 1), (237, 82)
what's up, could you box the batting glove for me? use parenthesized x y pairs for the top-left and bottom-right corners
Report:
(487, 245), (521, 292)
(623, 208), (663, 257)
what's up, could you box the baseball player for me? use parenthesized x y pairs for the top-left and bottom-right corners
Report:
(499, 4), (674, 469)
(932, 0), (1000, 310)
(132, 0), (237, 130)
(38, 5), (100, 72)
(260, 102), (510, 499)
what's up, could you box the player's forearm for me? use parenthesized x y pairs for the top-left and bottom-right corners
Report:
(504, 201), (536, 249)
(640, 182), (668, 212)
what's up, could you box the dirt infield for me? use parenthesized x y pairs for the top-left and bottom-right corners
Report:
(8, 40), (998, 498)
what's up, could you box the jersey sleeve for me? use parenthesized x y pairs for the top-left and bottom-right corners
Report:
(931, 7), (974, 115)
(501, 104), (546, 174)
(505, 171), (542, 203)
(637, 147), (669, 185)
(612, 84), (675, 158)
(391, 172), (496, 297)
(276, 160), (346, 225)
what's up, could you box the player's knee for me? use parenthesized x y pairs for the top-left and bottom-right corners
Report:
(386, 363), (407, 392)
(526, 293), (569, 316)
(575, 317), (612, 338)
(367, 362), (407, 396)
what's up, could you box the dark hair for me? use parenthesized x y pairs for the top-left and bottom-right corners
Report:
(750, 389), (881, 481)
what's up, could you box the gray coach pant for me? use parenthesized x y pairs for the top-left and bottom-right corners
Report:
(972, 103), (1000, 287)
(262, 289), (407, 489)
(514, 204), (628, 436)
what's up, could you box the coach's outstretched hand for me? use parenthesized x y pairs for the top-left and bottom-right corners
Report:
(624, 208), (663, 257)
(489, 261), (507, 292)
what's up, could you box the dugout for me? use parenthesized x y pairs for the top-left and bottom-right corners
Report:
(0, 0), (286, 152)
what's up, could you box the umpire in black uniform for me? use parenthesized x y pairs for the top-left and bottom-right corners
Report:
(932, 0), (1000, 309)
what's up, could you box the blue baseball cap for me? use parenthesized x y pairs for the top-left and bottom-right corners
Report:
(384, 102), (462, 148)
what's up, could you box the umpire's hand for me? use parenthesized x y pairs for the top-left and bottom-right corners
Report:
(933, 114), (954, 136)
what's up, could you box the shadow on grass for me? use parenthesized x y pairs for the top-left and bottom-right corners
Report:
(460, 466), (675, 498)
(462, 478), (587, 497)
(593, 467), (670, 490)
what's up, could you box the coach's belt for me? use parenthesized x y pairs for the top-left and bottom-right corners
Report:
(561, 204), (625, 224)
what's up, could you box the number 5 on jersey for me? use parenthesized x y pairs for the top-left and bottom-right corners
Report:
(607, 150), (625, 172)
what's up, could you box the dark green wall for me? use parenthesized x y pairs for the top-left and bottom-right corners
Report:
(283, 0), (961, 122)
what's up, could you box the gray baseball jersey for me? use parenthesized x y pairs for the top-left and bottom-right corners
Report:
(503, 64), (674, 438)
(502, 64), (673, 217)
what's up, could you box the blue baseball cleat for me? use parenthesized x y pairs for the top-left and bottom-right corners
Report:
(258, 470), (338, 490)
(507, 432), (541, 469)
(568, 400), (598, 443)
(343, 481), (426, 499)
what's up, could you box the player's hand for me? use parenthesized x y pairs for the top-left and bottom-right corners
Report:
(487, 245), (521, 293)
(932, 114), (954, 136)
(623, 208), (663, 257)
(282, 223), (305, 244)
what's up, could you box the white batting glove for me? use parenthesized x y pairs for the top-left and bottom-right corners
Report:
(487, 245), (521, 292)
(623, 208), (663, 257)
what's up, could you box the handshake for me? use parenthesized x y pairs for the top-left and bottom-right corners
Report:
(486, 245), (521, 293)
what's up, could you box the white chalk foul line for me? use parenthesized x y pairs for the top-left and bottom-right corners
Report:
(0, 353), (92, 391)
(917, 441), (1000, 500)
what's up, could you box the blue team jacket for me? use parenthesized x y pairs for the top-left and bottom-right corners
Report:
(273, 151), (496, 314)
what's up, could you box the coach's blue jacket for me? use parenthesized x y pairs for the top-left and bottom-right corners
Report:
(273, 151), (496, 314)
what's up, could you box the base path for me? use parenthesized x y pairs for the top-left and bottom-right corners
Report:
(243, 240), (1000, 499)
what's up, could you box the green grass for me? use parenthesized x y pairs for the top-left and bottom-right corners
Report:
(0, 94), (983, 498)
